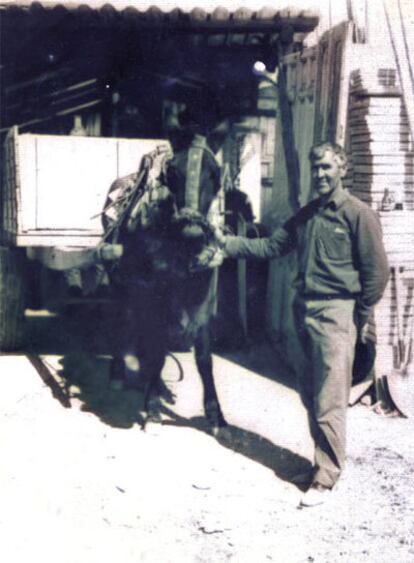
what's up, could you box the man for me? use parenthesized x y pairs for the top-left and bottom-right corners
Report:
(220, 141), (389, 507)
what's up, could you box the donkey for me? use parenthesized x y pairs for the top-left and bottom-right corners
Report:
(103, 137), (227, 434)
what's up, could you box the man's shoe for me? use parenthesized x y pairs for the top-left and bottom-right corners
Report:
(299, 482), (331, 507)
(291, 469), (314, 486)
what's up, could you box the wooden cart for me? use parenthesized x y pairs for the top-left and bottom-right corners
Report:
(0, 127), (167, 350)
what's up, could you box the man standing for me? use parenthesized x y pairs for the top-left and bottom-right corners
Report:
(220, 142), (389, 507)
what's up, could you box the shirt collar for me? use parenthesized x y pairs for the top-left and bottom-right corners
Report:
(323, 186), (349, 210)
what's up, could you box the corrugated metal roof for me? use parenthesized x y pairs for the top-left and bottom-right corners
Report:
(0, 0), (320, 14)
(0, 1), (319, 31)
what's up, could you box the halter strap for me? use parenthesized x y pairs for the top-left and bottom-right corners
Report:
(185, 134), (208, 210)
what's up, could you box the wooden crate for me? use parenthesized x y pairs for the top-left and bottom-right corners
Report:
(2, 127), (168, 247)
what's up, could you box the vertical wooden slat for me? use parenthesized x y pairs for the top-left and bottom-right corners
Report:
(237, 216), (248, 339)
(335, 22), (354, 145)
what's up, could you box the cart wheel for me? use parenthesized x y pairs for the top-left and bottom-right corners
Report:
(0, 246), (27, 351)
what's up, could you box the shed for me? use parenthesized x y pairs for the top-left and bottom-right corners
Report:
(0, 1), (320, 224)
(1, 1), (413, 411)
(0, 0), (322, 349)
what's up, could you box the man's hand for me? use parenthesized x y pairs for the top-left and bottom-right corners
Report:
(212, 225), (226, 249)
(190, 246), (224, 272)
(98, 243), (123, 262)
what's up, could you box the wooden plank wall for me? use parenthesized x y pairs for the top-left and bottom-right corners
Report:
(265, 47), (317, 357)
(266, 24), (351, 367)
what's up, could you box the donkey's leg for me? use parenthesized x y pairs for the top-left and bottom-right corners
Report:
(141, 349), (167, 429)
(111, 285), (160, 392)
(194, 323), (227, 433)
(138, 299), (170, 427)
(109, 294), (141, 391)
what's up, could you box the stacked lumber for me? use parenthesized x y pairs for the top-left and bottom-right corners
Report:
(350, 67), (400, 97)
(348, 95), (414, 210)
(346, 87), (414, 402)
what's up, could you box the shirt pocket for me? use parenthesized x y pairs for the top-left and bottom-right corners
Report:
(317, 224), (351, 261)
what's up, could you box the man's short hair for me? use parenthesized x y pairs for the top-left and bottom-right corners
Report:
(309, 141), (348, 168)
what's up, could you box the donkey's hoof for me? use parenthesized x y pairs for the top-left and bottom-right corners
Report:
(157, 380), (176, 405)
(210, 424), (230, 441)
(141, 409), (163, 430)
(144, 396), (163, 425)
(214, 425), (233, 444)
(204, 401), (226, 432)
(149, 411), (163, 424)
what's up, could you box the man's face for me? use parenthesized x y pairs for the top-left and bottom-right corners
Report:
(311, 149), (344, 198)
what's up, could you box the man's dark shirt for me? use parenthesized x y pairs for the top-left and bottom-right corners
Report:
(224, 187), (389, 325)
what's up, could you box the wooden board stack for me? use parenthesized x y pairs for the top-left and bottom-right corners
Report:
(348, 95), (413, 210)
(347, 85), (414, 398)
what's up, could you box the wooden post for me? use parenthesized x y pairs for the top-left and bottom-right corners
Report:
(383, 0), (414, 148)
(275, 44), (301, 215)
(237, 216), (248, 339)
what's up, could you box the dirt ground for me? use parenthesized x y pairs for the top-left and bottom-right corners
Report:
(0, 308), (413, 563)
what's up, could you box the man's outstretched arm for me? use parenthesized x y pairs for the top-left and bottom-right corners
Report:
(223, 227), (295, 260)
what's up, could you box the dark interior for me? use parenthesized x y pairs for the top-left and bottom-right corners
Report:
(0, 5), (318, 139)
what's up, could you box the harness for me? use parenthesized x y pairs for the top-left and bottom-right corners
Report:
(183, 135), (225, 272)
(101, 144), (173, 244)
(185, 134), (225, 229)
(100, 137), (225, 275)
(185, 135), (205, 210)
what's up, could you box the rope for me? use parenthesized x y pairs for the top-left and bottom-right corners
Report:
(398, 0), (414, 103)
(164, 352), (184, 383)
(383, 0), (414, 146)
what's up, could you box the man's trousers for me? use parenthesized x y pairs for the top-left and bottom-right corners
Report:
(293, 296), (357, 488)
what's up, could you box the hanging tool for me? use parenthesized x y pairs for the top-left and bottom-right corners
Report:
(393, 266), (405, 367)
(387, 267), (414, 417)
